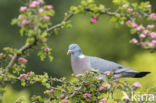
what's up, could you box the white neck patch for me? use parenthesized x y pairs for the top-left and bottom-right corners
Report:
(79, 54), (85, 58)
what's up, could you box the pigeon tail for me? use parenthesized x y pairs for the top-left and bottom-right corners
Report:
(134, 72), (150, 78)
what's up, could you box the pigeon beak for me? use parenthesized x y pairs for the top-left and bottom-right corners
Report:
(67, 50), (71, 55)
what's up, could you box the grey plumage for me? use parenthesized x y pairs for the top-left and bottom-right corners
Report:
(67, 44), (150, 78)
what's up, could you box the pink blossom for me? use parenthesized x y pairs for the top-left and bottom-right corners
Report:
(87, 93), (91, 98)
(62, 99), (68, 103)
(60, 94), (65, 98)
(104, 71), (110, 76)
(27, 72), (31, 75)
(150, 32), (156, 38)
(30, 1), (40, 8)
(99, 86), (103, 91)
(114, 74), (119, 78)
(147, 25), (155, 29)
(133, 82), (142, 88)
(0, 53), (3, 57)
(21, 19), (28, 26)
(131, 38), (138, 44)
(97, 77), (104, 81)
(39, 8), (44, 13)
(123, 4), (128, 8)
(123, 95), (129, 100)
(18, 15), (23, 20)
(125, 20), (131, 25)
(42, 15), (50, 21)
(18, 57), (28, 63)
(44, 48), (50, 52)
(83, 93), (91, 98)
(137, 26), (145, 31)
(41, 38), (47, 42)
(90, 17), (98, 24)
(128, 8), (133, 12)
(20, 6), (27, 12)
(144, 94), (151, 97)
(38, 0), (44, 4)
(46, 5), (54, 9)
(8, 54), (13, 59)
(150, 13), (156, 19)
(148, 42), (155, 48)
(131, 23), (138, 28)
(115, 84), (120, 89)
(139, 34), (146, 38)
(152, 40), (156, 44)
(100, 98), (107, 103)
(147, 4), (152, 8)
(140, 42), (146, 47)
(143, 30), (148, 34)
(18, 73), (26, 79)
(104, 84), (111, 89)
(49, 89), (54, 93)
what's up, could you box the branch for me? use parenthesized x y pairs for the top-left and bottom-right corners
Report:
(5, 13), (74, 73)
(46, 13), (73, 32)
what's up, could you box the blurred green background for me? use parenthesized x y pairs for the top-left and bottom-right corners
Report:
(0, 0), (156, 102)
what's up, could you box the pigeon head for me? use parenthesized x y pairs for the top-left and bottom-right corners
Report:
(67, 44), (82, 56)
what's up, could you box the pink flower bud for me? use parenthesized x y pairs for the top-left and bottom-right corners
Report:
(100, 98), (107, 103)
(39, 8), (44, 13)
(30, 1), (40, 8)
(147, 4), (152, 8)
(104, 84), (111, 89)
(139, 34), (146, 38)
(20, 6), (27, 12)
(21, 19), (28, 26)
(133, 82), (141, 88)
(147, 24), (155, 29)
(140, 42), (146, 47)
(0, 53), (3, 57)
(38, 0), (44, 4)
(90, 17), (98, 24)
(148, 42), (155, 48)
(18, 73), (27, 80)
(123, 4), (128, 8)
(128, 8), (133, 12)
(115, 84), (120, 89)
(131, 23), (138, 28)
(99, 86), (103, 91)
(27, 72), (31, 76)
(44, 48), (50, 52)
(62, 99), (68, 103)
(131, 38), (138, 44)
(41, 38), (47, 42)
(18, 15), (23, 20)
(18, 57), (28, 63)
(60, 94), (65, 98)
(97, 77), (105, 81)
(143, 30), (148, 34)
(125, 20), (131, 25)
(104, 71), (110, 76)
(144, 94), (151, 97)
(49, 89), (54, 93)
(123, 95), (129, 100)
(150, 32), (156, 38)
(152, 40), (156, 44)
(83, 93), (91, 98)
(8, 54), (13, 59)
(137, 26), (145, 31)
(114, 74), (119, 78)
(42, 15), (50, 21)
(46, 5), (54, 9)
(150, 13), (156, 19)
